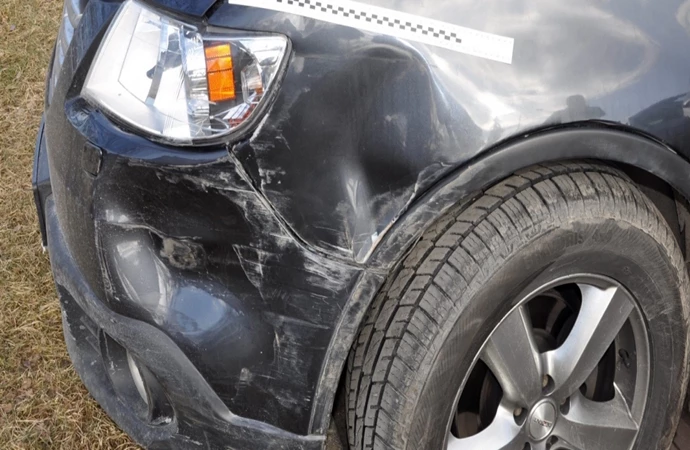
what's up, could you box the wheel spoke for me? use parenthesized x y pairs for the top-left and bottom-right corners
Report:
(447, 402), (524, 450)
(481, 305), (543, 406)
(543, 284), (633, 399)
(553, 387), (638, 450)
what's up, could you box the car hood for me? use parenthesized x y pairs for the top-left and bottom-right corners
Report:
(148, 0), (217, 16)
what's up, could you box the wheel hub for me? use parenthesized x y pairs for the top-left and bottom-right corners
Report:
(447, 275), (650, 450)
(527, 400), (557, 441)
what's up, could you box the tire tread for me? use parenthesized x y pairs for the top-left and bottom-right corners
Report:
(346, 162), (688, 450)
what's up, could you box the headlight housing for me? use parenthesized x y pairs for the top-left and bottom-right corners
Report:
(82, 0), (289, 145)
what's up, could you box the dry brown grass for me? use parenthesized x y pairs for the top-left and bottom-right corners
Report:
(0, 1), (138, 448)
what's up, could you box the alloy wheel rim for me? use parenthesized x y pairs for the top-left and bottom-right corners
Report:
(446, 274), (650, 450)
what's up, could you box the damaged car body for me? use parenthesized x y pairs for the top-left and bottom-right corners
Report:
(34, 0), (690, 449)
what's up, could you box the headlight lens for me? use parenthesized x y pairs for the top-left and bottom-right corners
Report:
(82, 0), (289, 144)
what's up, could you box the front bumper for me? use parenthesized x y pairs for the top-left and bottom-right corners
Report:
(32, 1), (386, 446)
(33, 126), (335, 449)
(42, 197), (325, 449)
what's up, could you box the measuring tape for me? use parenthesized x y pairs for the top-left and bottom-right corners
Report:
(226, 0), (514, 64)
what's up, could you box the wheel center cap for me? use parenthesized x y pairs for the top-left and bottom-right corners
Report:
(527, 401), (557, 441)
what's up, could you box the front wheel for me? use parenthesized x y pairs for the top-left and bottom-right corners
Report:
(346, 162), (689, 450)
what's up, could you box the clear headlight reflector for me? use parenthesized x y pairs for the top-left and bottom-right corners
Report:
(82, 0), (288, 144)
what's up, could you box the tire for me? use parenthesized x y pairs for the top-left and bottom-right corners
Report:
(346, 162), (690, 450)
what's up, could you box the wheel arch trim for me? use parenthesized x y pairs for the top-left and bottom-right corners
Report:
(365, 123), (690, 269)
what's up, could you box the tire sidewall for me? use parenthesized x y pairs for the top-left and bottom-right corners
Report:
(406, 218), (688, 450)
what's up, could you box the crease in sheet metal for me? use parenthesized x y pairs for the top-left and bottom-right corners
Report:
(226, 0), (515, 64)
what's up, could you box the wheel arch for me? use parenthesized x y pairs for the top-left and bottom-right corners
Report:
(313, 123), (690, 438)
(367, 123), (690, 269)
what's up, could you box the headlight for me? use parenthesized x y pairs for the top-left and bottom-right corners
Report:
(82, 0), (289, 144)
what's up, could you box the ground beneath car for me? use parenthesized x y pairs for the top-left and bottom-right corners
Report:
(0, 1), (137, 448)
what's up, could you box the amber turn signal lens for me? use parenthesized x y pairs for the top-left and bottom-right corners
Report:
(204, 44), (231, 59)
(206, 56), (233, 73)
(207, 71), (236, 102)
(205, 44), (236, 102)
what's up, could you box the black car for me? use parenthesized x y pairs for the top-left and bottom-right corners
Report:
(33, 0), (690, 449)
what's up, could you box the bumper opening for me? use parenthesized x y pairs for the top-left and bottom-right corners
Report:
(101, 332), (175, 427)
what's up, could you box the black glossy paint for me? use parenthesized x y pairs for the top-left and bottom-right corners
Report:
(148, 0), (215, 17)
(34, 0), (690, 448)
(213, 0), (690, 264)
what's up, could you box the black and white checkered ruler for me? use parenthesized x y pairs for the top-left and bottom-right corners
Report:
(226, 0), (514, 64)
